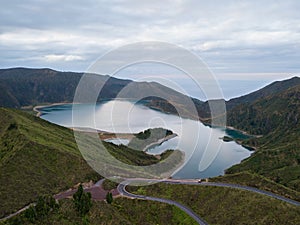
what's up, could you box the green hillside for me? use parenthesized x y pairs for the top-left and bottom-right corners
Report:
(0, 108), (182, 218)
(0, 68), (134, 108)
(226, 84), (300, 191)
(0, 108), (101, 218)
(227, 84), (300, 135)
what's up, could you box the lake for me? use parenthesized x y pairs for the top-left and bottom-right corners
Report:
(39, 100), (252, 179)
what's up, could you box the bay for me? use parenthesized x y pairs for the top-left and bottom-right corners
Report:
(39, 100), (252, 179)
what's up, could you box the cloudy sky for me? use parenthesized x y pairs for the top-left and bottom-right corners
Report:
(1, 0), (300, 98)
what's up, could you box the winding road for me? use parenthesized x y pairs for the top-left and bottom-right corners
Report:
(117, 182), (208, 225)
(117, 178), (300, 225)
(2, 178), (299, 224)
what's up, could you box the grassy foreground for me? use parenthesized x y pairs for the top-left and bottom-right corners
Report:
(3, 198), (197, 225)
(128, 182), (300, 225)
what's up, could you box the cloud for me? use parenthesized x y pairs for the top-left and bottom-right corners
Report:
(0, 0), (300, 75)
(44, 54), (84, 62)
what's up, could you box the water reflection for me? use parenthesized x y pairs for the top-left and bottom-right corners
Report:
(40, 100), (252, 178)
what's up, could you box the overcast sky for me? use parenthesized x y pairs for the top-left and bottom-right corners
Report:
(1, 0), (300, 85)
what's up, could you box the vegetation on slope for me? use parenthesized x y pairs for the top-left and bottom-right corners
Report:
(227, 84), (300, 135)
(226, 85), (300, 191)
(128, 182), (300, 225)
(0, 108), (183, 218)
(0, 107), (100, 218)
(3, 198), (197, 225)
(210, 172), (300, 201)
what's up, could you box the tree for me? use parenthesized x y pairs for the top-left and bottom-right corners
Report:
(106, 192), (113, 204)
(24, 195), (59, 222)
(24, 205), (37, 222)
(73, 184), (92, 216)
(35, 196), (50, 217)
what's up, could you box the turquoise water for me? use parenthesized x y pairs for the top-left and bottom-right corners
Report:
(39, 100), (252, 179)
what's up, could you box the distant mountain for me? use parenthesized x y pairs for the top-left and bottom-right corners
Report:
(146, 76), (300, 122)
(0, 68), (205, 120)
(194, 76), (300, 121)
(0, 67), (131, 108)
(226, 76), (300, 111)
(227, 82), (300, 135)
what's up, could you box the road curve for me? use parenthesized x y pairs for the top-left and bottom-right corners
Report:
(118, 178), (300, 225)
(117, 182), (208, 225)
(121, 178), (300, 206)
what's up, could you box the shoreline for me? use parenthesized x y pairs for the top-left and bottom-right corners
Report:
(225, 125), (262, 138)
(32, 99), (138, 117)
(143, 133), (178, 152)
(33, 102), (72, 117)
(33, 101), (256, 151)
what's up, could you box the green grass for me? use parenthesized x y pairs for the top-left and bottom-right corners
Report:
(3, 198), (197, 225)
(128, 182), (300, 225)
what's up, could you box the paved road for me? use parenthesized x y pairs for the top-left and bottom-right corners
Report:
(118, 178), (300, 225)
(2, 178), (299, 223)
(117, 182), (208, 225)
(120, 178), (300, 206)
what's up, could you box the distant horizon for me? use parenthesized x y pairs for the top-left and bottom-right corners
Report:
(1, 66), (299, 101)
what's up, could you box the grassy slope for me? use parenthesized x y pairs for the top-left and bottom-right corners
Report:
(0, 108), (183, 218)
(0, 108), (100, 218)
(226, 85), (300, 192)
(128, 183), (300, 225)
(3, 198), (197, 225)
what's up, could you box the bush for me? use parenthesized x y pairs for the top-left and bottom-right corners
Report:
(23, 195), (59, 222)
(73, 184), (92, 216)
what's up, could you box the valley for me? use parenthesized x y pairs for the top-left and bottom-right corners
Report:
(0, 68), (299, 224)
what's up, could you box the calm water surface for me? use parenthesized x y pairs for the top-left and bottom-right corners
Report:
(40, 100), (252, 179)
